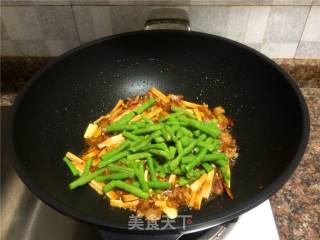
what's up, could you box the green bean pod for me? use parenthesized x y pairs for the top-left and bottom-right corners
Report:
(69, 167), (106, 190)
(95, 172), (130, 182)
(63, 157), (79, 176)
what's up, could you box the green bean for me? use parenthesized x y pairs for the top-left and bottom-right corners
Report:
(103, 181), (115, 192)
(134, 98), (156, 114)
(116, 111), (136, 125)
(181, 155), (195, 164)
(220, 164), (231, 188)
(130, 130), (161, 152)
(83, 157), (93, 176)
(127, 152), (151, 161)
(123, 131), (141, 141)
(69, 168), (106, 190)
(107, 164), (135, 177)
(168, 154), (183, 170)
(166, 121), (188, 127)
(161, 126), (171, 141)
(171, 106), (196, 119)
(169, 134), (206, 170)
(181, 137), (193, 147)
(63, 157), (79, 176)
(193, 147), (200, 154)
(197, 141), (215, 151)
(159, 112), (184, 122)
(149, 149), (171, 160)
(98, 151), (129, 168)
(176, 129), (184, 139)
(95, 172), (130, 182)
(113, 180), (149, 199)
(153, 159), (160, 170)
(185, 148), (209, 172)
(172, 167), (183, 175)
(177, 176), (194, 186)
(133, 162), (149, 192)
(194, 129), (201, 137)
(100, 141), (130, 162)
(141, 115), (153, 124)
(119, 158), (130, 165)
(162, 163), (170, 173)
(181, 152), (227, 165)
(106, 123), (136, 132)
(132, 181), (140, 188)
(131, 124), (162, 135)
(131, 121), (146, 128)
(180, 127), (194, 137)
(186, 169), (205, 179)
(176, 140), (183, 155)
(141, 143), (168, 151)
(170, 125), (180, 132)
(202, 152), (228, 164)
(165, 125), (176, 142)
(146, 156), (157, 182)
(183, 134), (206, 155)
(210, 139), (222, 151)
(147, 181), (171, 189)
(169, 146), (177, 159)
(154, 136), (165, 143)
(202, 162), (213, 173)
(107, 98), (155, 132)
(158, 171), (166, 178)
(181, 117), (221, 138)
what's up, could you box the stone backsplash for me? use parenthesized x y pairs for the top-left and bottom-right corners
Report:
(1, 3), (319, 58)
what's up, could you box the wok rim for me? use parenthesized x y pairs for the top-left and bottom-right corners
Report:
(8, 29), (310, 233)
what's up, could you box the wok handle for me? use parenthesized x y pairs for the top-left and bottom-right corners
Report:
(144, 8), (190, 31)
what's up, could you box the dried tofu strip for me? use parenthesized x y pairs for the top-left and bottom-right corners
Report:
(84, 123), (99, 139)
(93, 116), (105, 124)
(189, 174), (208, 208)
(193, 108), (202, 121)
(182, 100), (203, 108)
(112, 110), (130, 122)
(97, 148), (107, 158)
(72, 161), (105, 195)
(163, 206), (178, 219)
(150, 87), (169, 103)
(122, 194), (139, 202)
(144, 108), (162, 119)
(144, 170), (149, 181)
(168, 174), (176, 186)
(202, 169), (215, 199)
(155, 200), (178, 219)
(92, 158), (100, 167)
(190, 174), (208, 193)
(66, 152), (83, 164)
(106, 190), (119, 200)
(130, 114), (142, 122)
(193, 187), (205, 209)
(213, 106), (225, 115)
(89, 181), (104, 195)
(110, 199), (139, 210)
(84, 149), (100, 159)
(92, 127), (102, 138)
(108, 107), (123, 119)
(98, 134), (125, 149)
(111, 99), (124, 113)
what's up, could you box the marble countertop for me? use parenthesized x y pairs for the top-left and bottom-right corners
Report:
(1, 58), (319, 240)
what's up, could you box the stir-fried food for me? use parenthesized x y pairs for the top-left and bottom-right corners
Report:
(64, 87), (238, 220)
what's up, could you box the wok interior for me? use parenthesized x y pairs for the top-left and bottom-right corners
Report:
(13, 31), (305, 229)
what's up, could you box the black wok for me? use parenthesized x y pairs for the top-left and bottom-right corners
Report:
(9, 30), (309, 236)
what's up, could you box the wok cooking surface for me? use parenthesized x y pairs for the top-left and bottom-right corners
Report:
(9, 30), (309, 232)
